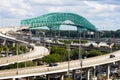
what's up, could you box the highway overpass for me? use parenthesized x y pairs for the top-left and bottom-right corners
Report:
(0, 26), (120, 80)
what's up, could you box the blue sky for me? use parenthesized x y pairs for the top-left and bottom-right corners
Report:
(0, 0), (120, 31)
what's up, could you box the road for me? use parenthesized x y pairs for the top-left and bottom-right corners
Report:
(0, 27), (49, 66)
(0, 26), (120, 79)
(0, 50), (120, 79)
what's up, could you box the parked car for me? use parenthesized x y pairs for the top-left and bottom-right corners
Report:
(49, 63), (58, 67)
(109, 54), (115, 58)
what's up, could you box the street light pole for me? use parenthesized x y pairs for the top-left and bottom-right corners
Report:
(16, 42), (19, 75)
(67, 44), (70, 78)
(49, 30), (52, 52)
(6, 46), (9, 63)
(42, 32), (45, 56)
(78, 31), (82, 80)
(29, 28), (32, 43)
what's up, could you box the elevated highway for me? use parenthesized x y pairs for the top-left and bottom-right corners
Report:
(0, 45), (49, 67)
(0, 26), (29, 34)
(0, 27), (49, 67)
(0, 50), (120, 79)
(0, 26), (120, 80)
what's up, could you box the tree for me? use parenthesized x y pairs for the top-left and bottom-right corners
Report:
(71, 48), (79, 60)
(87, 50), (103, 58)
(19, 45), (28, 54)
(51, 46), (68, 61)
(42, 54), (61, 64)
(26, 61), (35, 66)
(0, 53), (2, 57)
(71, 48), (86, 60)
(19, 62), (26, 68)
(81, 40), (88, 44)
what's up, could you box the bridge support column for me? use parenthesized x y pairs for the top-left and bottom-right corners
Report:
(86, 68), (91, 80)
(93, 66), (96, 77)
(92, 66), (97, 80)
(46, 74), (50, 80)
(97, 31), (100, 39)
(60, 73), (64, 80)
(12, 78), (16, 80)
(2, 39), (6, 46)
(26, 77), (31, 80)
(12, 42), (16, 47)
(106, 64), (110, 80)
(118, 61), (120, 70)
(72, 70), (76, 80)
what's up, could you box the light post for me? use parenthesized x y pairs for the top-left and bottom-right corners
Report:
(6, 46), (9, 63)
(16, 42), (19, 75)
(110, 44), (113, 53)
(58, 30), (60, 38)
(23, 45), (27, 67)
(67, 30), (71, 78)
(49, 30), (52, 52)
(98, 31), (100, 39)
(83, 30), (86, 39)
(42, 32), (45, 56)
(78, 30), (83, 80)
(37, 30), (41, 45)
(6, 46), (8, 57)
(67, 44), (70, 78)
(29, 28), (32, 43)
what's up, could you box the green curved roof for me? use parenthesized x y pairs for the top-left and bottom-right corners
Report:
(21, 12), (97, 31)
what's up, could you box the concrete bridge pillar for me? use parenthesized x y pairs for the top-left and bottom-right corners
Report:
(2, 39), (6, 46)
(12, 42), (16, 47)
(12, 78), (16, 80)
(93, 66), (96, 77)
(46, 74), (50, 80)
(72, 70), (76, 80)
(60, 73), (64, 80)
(86, 68), (91, 80)
(106, 64), (110, 80)
(118, 61), (120, 70)
(92, 66), (97, 80)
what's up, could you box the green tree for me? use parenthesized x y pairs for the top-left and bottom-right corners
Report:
(87, 50), (103, 58)
(71, 48), (86, 60)
(81, 40), (88, 44)
(26, 61), (35, 66)
(71, 48), (79, 60)
(0, 53), (2, 57)
(19, 45), (28, 54)
(4, 63), (17, 69)
(42, 54), (61, 64)
(51, 46), (68, 61)
(19, 62), (26, 68)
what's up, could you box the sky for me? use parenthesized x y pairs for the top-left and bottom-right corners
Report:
(0, 0), (120, 31)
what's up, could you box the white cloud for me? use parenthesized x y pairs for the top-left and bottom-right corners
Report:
(0, 0), (12, 8)
(0, 0), (33, 18)
(0, 0), (120, 30)
(30, 0), (63, 5)
(84, 1), (117, 13)
(47, 7), (64, 12)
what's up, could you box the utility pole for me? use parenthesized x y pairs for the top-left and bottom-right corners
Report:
(16, 42), (19, 75)
(42, 32), (45, 56)
(67, 44), (71, 78)
(67, 30), (71, 78)
(79, 30), (83, 80)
